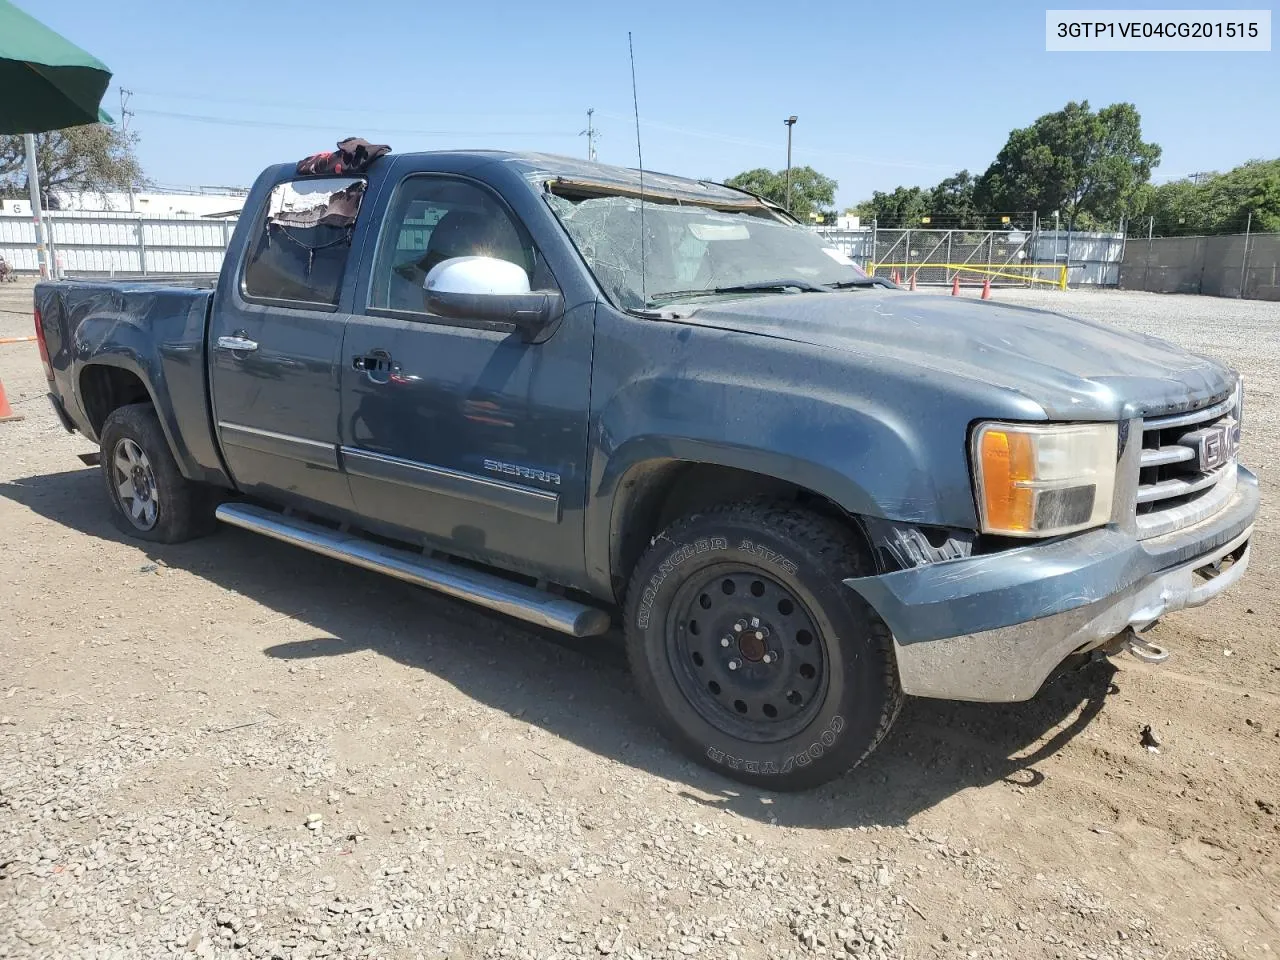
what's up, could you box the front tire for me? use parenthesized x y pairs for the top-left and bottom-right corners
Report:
(100, 403), (212, 543)
(624, 501), (901, 791)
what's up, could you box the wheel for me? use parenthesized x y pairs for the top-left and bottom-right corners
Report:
(99, 403), (212, 543)
(624, 501), (902, 791)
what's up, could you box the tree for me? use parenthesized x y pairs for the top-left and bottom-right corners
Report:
(847, 171), (981, 228)
(854, 185), (928, 226)
(724, 166), (837, 222)
(1133, 177), (1214, 236)
(0, 124), (144, 207)
(1201, 159), (1280, 233)
(975, 101), (1161, 228)
(1135, 159), (1280, 235)
(927, 170), (981, 229)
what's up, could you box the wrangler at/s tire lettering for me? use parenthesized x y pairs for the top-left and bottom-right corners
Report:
(623, 501), (902, 791)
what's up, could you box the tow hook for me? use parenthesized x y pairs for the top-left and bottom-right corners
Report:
(1121, 626), (1170, 664)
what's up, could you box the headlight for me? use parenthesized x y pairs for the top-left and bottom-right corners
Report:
(972, 422), (1118, 537)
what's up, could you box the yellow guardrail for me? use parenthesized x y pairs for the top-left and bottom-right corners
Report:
(870, 262), (1069, 290)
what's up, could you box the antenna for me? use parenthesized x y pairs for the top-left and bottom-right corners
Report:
(628, 32), (646, 307)
(579, 107), (599, 162)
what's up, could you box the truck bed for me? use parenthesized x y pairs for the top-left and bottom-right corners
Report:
(36, 277), (229, 487)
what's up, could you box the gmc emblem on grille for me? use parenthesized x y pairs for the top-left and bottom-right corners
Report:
(1179, 419), (1238, 472)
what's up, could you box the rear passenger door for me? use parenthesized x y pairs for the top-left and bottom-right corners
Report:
(209, 176), (370, 512)
(339, 170), (595, 587)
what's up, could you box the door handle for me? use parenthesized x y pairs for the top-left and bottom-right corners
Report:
(216, 335), (259, 352)
(353, 350), (398, 382)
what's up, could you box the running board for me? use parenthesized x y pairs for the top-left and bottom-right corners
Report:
(214, 502), (611, 638)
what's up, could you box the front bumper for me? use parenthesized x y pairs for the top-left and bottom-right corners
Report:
(845, 465), (1259, 702)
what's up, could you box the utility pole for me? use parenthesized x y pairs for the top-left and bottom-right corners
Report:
(120, 87), (137, 212)
(784, 115), (797, 214)
(580, 107), (599, 162)
(23, 134), (49, 279)
(119, 87), (134, 132)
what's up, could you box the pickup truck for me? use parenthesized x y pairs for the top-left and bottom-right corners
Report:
(34, 150), (1258, 790)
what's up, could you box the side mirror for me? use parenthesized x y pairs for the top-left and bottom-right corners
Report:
(423, 256), (562, 341)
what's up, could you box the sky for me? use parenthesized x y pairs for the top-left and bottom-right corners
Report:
(30, 0), (1280, 208)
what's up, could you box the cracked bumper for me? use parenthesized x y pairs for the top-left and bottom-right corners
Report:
(844, 465), (1259, 703)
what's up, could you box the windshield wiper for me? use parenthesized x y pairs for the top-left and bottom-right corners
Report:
(715, 279), (830, 294)
(825, 277), (893, 289)
(647, 278), (829, 304)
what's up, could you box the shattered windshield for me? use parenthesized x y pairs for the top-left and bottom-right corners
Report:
(545, 193), (871, 311)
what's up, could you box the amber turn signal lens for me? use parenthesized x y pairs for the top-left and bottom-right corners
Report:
(978, 428), (1036, 533)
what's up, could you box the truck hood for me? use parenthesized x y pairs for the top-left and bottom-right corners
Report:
(677, 291), (1235, 419)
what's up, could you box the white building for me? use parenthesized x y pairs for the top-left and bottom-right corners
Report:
(48, 190), (248, 218)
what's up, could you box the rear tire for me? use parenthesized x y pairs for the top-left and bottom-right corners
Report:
(624, 501), (902, 791)
(99, 403), (212, 543)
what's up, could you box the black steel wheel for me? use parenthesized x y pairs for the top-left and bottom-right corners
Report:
(625, 500), (902, 791)
(667, 566), (827, 743)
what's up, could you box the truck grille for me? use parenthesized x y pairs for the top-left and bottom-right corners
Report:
(1136, 385), (1241, 539)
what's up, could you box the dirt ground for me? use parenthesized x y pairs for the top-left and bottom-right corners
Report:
(1, 278), (1276, 960)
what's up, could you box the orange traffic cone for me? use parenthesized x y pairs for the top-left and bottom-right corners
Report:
(981, 277), (992, 300)
(950, 276), (960, 296)
(891, 269), (900, 285)
(908, 272), (917, 291)
(0, 379), (23, 423)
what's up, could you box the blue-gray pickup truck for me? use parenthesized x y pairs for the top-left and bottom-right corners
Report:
(33, 150), (1257, 789)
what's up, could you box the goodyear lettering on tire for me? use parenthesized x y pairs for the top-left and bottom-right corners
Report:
(704, 715), (845, 775)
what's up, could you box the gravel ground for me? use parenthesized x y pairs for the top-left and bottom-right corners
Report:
(0, 280), (1277, 960)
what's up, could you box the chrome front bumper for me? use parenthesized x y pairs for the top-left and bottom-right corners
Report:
(845, 465), (1258, 703)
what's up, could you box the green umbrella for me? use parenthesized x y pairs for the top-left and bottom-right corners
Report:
(0, 0), (113, 134)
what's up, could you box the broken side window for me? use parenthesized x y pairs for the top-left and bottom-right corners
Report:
(242, 177), (366, 307)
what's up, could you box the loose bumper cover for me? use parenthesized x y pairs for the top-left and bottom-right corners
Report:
(845, 465), (1259, 703)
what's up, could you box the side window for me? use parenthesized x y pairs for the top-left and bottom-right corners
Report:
(369, 176), (551, 315)
(242, 177), (365, 307)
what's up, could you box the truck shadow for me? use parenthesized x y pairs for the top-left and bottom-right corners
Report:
(3, 467), (1119, 830)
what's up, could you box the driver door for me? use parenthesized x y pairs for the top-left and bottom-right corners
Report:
(338, 173), (594, 586)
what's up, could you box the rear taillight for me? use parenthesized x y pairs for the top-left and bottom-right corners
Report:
(34, 306), (53, 382)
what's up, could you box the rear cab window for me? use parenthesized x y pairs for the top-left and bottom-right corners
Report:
(242, 177), (366, 308)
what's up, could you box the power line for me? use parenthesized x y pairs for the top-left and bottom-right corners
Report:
(129, 88), (574, 120)
(131, 108), (577, 139)
(127, 88), (950, 172)
(593, 110), (955, 171)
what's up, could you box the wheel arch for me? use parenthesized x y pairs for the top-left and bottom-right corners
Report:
(77, 359), (194, 481)
(593, 441), (879, 605)
(79, 361), (155, 437)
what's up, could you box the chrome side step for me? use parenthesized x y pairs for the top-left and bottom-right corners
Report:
(214, 502), (611, 638)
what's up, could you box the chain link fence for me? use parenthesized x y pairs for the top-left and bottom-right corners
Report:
(813, 226), (1125, 286)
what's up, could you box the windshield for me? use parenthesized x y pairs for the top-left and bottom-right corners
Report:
(545, 193), (870, 310)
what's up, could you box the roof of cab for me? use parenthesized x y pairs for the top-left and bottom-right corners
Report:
(394, 150), (772, 210)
